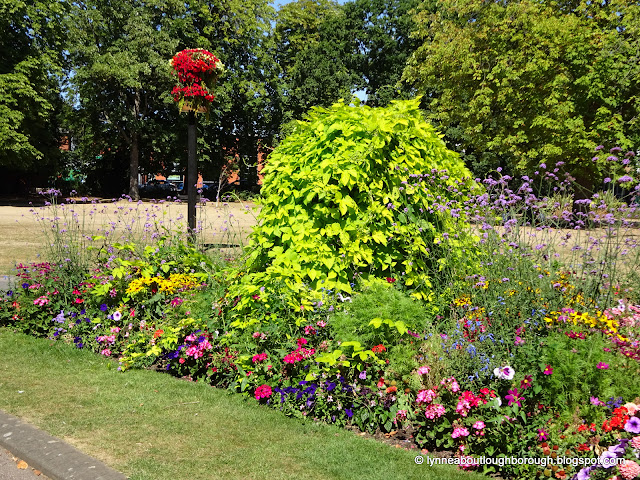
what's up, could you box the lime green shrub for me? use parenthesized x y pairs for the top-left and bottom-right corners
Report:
(229, 99), (479, 316)
(330, 279), (425, 346)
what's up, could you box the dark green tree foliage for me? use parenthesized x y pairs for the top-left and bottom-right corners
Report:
(184, 0), (281, 189)
(404, 0), (640, 185)
(68, 0), (181, 199)
(275, 0), (360, 122)
(344, 0), (422, 107)
(0, 0), (66, 176)
(229, 99), (479, 313)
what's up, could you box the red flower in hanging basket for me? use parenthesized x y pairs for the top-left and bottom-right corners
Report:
(170, 48), (224, 114)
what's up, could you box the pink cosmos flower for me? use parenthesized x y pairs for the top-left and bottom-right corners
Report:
(505, 388), (522, 407)
(597, 362), (609, 370)
(520, 375), (533, 390)
(543, 365), (553, 375)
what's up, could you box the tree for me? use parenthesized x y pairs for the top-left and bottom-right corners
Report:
(274, 0), (360, 121)
(0, 0), (66, 178)
(343, 0), (422, 107)
(403, 0), (640, 188)
(67, 0), (181, 200)
(176, 0), (282, 190)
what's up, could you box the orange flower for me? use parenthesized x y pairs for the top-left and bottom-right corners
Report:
(372, 344), (386, 353)
(386, 386), (397, 394)
(153, 329), (164, 339)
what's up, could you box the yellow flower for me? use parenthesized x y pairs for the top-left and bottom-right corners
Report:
(454, 296), (471, 307)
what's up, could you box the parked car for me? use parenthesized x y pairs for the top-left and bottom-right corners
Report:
(139, 180), (178, 198)
(166, 181), (184, 194)
(199, 181), (219, 197)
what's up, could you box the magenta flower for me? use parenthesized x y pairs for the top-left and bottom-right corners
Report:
(252, 353), (268, 363)
(543, 365), (553, 375)
(451, 427), (470, 439)
(520, 375), (533, 390)
(254, 384), (272, 401)
(537, 428), (548, 441)
(505, 388), (522, 407)
(597, 362), (609, 370)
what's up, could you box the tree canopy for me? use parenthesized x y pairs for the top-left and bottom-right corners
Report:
(403, 0), (640, 185)
(0, 0), (67, 174)
(4, 0), (638, 195)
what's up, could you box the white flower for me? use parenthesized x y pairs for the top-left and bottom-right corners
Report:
(494, 365), (515, 380)
(502, 366), (515, 380)
(113, 311), (122, 321)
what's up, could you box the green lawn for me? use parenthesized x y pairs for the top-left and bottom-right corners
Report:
(0, 328), (483, 480)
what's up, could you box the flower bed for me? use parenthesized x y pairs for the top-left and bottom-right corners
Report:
(2, 138), (640, 479)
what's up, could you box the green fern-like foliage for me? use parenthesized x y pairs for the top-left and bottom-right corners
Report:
(229, 99), (480, 315)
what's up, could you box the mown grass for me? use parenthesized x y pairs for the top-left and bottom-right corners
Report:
(0, 328), (482, 480)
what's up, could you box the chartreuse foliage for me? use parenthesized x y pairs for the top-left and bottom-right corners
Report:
(228, 98), (480, 317)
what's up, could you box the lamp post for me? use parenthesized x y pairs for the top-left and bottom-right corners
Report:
(187, 110), (197, 238)
(170, 48), (224, 243)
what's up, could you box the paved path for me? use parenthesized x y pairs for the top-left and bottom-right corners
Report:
(0, 411), (127, 480)
(0, 447), (49, 480)
(0, 276), (14, 293)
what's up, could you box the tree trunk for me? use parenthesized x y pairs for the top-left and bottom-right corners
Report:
(129, 131), (140, 200)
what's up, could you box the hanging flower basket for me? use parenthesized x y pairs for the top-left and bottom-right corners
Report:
(170, 48), (224, 115)
(180, 104), (208, 114)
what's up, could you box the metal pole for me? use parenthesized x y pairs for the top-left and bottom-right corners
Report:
(187, 111), (197, 243)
